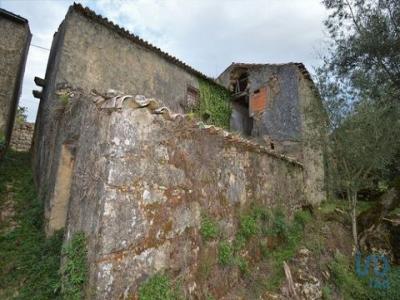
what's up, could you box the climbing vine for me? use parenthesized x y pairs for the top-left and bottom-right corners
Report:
(194, 78), (231, 129)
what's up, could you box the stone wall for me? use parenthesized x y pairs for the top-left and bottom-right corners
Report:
(9, 122), (34, 152)
(217, 63), (326, 205)
(0, 9), (31, 153)
(33, 3), (222, 197)
(217, 64), (302, 144)
(43, 89), (305, 299)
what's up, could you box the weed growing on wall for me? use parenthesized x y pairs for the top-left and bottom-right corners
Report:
(195, 78), (231, 129)
(0, 151), (64, 299)
(200, 215), (219, 241)
(218, 241), (234, 266)
(138, 273), (182, 300)
(61, 232), (88, 300)
(58, 94), (70, 106)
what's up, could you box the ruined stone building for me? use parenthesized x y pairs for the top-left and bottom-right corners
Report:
(0, 8), (31, 156)
(0, 3), (327, 299)
(218, 63), (326, 206)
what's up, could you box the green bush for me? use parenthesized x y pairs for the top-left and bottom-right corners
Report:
(138, 273), (180, 300)
(270, 209), (288, 239)
(368, 266), (400, 300)
(238, 214), (259, 239)
(322, 285), (333, 299)
(330, 251), (400, 300)
(293, 210), (312, 227)
(218, 241), (234, 266)
(329, 252), (368, 299)
(61, 232), (88, 300)
(200, 215), (219, 240)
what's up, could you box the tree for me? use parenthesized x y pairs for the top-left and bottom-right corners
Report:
(327, 99), (399, 248)
(317, 0), (400, 248)
(15, 106), (27, 127)
(323, 0), (400, 105)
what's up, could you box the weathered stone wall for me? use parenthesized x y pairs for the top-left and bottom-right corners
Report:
(298, 70), (327, 205)
(217, 64), (302, 144)
(33, 4), (221, 198)
(44, 89), (305, 299)
(9, 122), (34, 152)
(218, 63), (326, 205)
(0, 10), (31, 152)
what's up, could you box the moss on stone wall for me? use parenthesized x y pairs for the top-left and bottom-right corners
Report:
(195, 79), (231, 129)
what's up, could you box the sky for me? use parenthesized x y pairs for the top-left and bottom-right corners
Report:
(0, 0), (329, 122)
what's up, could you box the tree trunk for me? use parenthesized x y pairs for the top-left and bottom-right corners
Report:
(351, 191), (359, 250)
(347, 189), (359, 250)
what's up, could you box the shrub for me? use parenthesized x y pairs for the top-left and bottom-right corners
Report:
(238, 214), (259, 239)
(200, 215), (219, 240)
(270, 209), (288, 239)
(293, 210), (312, 227)
(218, 241), (234, 266)
(329, 252), (367, 299)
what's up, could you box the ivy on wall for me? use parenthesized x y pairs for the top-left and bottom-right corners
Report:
(194, 78), (232, 129)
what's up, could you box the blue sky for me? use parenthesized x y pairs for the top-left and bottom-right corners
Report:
(0, 0), (328, 121)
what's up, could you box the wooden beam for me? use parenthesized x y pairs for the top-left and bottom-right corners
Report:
(32, 90), (42, 99)
(34, 76), (46, 87)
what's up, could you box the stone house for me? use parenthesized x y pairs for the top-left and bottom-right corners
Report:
(32, 3), (224, 203)
(32, 3), (230, 228)
(0, 8), (31, 156)
(218, 63), (327, 205)
(27, 4), (327, 298)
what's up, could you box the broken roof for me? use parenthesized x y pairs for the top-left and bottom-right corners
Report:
(219, 62), (314, 81)
(69, 3), (225, 89)
(219, 62), (321, 99)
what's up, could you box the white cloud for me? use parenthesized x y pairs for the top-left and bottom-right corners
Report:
(0, 0), (328, 121)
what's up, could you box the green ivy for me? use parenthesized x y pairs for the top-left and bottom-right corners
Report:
(195, 78), (231, 129)
(61, 232), (88, 300)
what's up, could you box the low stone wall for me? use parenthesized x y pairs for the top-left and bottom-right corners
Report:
(36, 90), (307, 299)
(10, 122), (34, 152)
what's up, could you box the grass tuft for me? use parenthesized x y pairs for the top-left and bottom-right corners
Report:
(138, 273), (181, 300)
(61, 232), (88, 300)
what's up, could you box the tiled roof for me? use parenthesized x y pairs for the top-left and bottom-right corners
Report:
(0, 8), (29, 26)
(70, 3), (225, 89)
